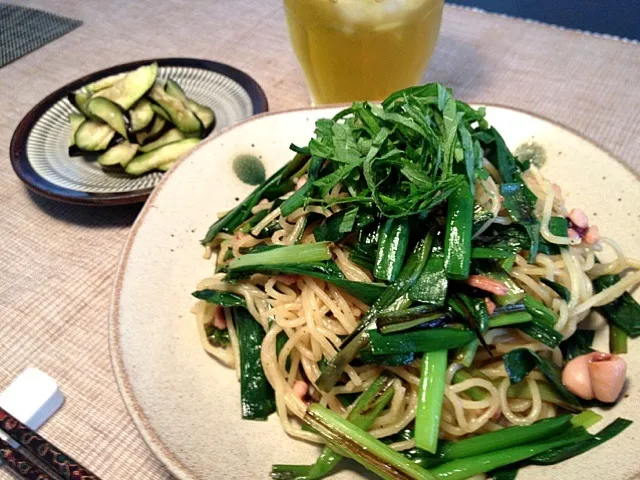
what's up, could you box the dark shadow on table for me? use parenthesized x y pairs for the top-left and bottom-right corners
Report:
(27, 189), (143, 228)
(424, 32), (493, 101)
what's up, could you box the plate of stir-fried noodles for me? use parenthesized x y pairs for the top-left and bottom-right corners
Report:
(110, 84), (640, 480)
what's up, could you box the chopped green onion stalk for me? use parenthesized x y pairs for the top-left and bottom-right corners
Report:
(369, 328), (475, 356)
(430, 428), (591, 480)
(523, 294), (556, 326)
(303, 404), (439, 480)
(571, 410), (603, 429)
(444, 182), (473, 280)
(415, 351), (448, 453)
(229, 242), (331, 271)
(529, 418), (632, 465)
(301, 373), (396, 479)
(488, 311), (532, 328)
(610, 325), (628, 354)
(453, 339), (478, 368)
(439, 415), (572, 460)
(379, 311), (449, 335)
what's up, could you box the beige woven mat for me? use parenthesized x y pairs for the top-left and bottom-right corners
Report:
(0, 1), (638, 478)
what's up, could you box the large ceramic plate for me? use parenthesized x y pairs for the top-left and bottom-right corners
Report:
(109, 106), (640, 480)
(10, 58), (267, 205)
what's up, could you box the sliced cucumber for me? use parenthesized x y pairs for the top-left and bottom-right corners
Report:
(129, 98), (154, 132)
(74, 120), (115, 151)
(165, 79), (187, 99)
(68, 113), (85, 146)
(125, 138), (200, 176)
(98, 141), (138, 166)
(189, 101), (215, 133)
(157, 161), (175, 172)
(148, 84), (202, 134)
(87, 97), (129, 139)
(150, 103), (171, 122)
(84, 72), (126, 94)
(136, 115), (166, 145)
(166, 78), (216, 133)
(94, 63), (158, 110)
(69, 89), (92, 117)
(139, 128), (186, 153)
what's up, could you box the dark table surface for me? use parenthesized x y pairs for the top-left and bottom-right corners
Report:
(451, 0), (640, 41)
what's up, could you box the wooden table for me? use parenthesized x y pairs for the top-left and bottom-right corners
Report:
(0, 1), (638, 478)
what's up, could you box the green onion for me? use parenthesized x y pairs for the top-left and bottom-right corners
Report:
(202, 153), (309, 244)
(228, 242), (331, 271)
(523, 294), (556, 326)
(471, 247), (515, 259)
(501, 255), (516, 272)
(303, 373), (396, 479)
(453, 339), (478, 368)
(374, 217), (410, 282)
(529, 418), (632, 465)
(593, 274), (640, 337)
(571, 410), (602, 429)
(314, 207), (375, 243)
(548, 216), (569, 237)
(430, 428), (591, 479)
(483, 272), (525, 306)
(409, 244), (448, 306)
(271, 464), (310, 479)
(227, 261), (386, 305)
(540, 277), (571, 302)
(517, 321), (563, 348)
(303, 404), (439, 480)
(444, 182), (473, 280)
(238, 209), (269, 233)
(191, 289), (247, 307)
(610, 325), (628, 354)
(490, 470), (518, 480)
(415, 351), (447, 453)
(449, 293), (489, 335)
(452, 369), (486, 401)
(439, 415), (572, 460)
(233, 308), (275, 420)
(360, 347), (416, 367)
(377, 305), (440, 323)
(488, 311), (532, 328)
(378, 311), (449, 335)
(559, 329), (595, 361)
(499, 181), (540, 262)
(369, 328), (475, 356)
(492, 302), (527, 316)
(279, 156), (323, 217)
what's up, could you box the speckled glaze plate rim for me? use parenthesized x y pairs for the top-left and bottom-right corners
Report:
(9, 57), (269, 206)
(108, 104), (639, 480)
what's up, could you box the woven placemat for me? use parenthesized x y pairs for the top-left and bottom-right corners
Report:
(0, 3), (82, 68)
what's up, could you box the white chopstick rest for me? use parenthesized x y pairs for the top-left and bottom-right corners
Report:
(0, 368), (64, 451)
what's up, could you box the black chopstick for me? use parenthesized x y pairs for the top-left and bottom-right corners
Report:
(0, 437), (55, 480)
(0, 406), (102, 480)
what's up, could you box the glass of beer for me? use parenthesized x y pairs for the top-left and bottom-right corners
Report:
(283, 0), (444, 105)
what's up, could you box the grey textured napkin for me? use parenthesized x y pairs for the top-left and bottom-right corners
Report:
(0, 3), (82, 68)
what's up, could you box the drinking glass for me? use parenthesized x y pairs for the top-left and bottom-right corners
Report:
(283, 0), (444, 105)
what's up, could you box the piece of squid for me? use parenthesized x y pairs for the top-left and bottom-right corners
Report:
(562, 352), (627, 403)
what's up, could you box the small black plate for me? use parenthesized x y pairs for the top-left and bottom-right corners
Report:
(10, 58), (268, 206)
